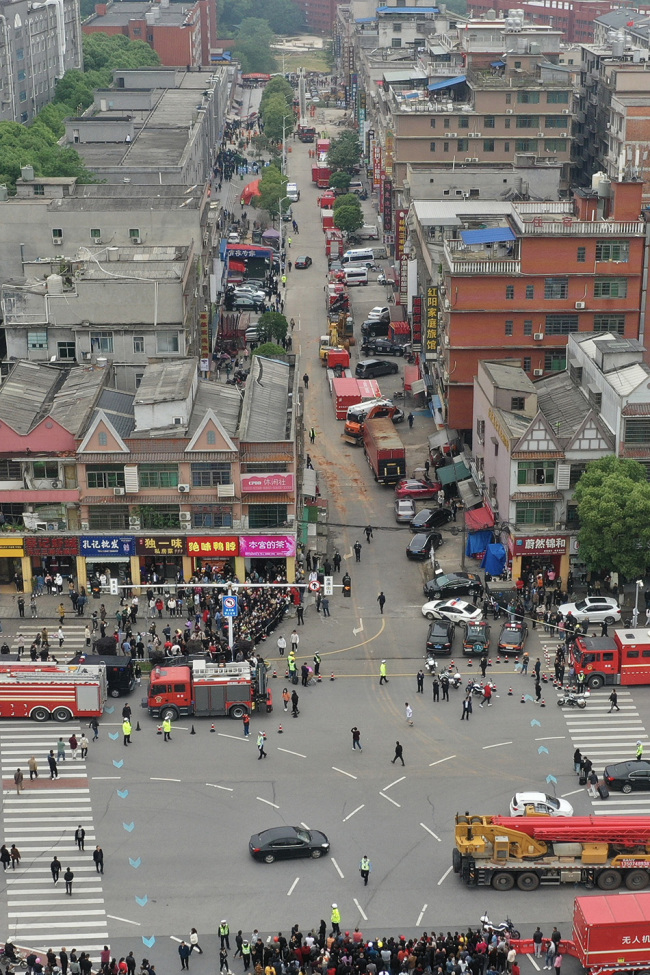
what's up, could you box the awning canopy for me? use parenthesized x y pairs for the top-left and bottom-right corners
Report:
(428, 74), (466, 91)
(460, 227), (516, 244)
(458, 477), (481, 506)
(303, 467), (317, 497)
(491, 60), (505, 67)
(428, 428), (457, 452)
(262, 228), (281, 239)
(437, 459), (472, 486)
(465, 503), (496, 531)
(390, 321), (410, 335)
(404, 362), (419, 392)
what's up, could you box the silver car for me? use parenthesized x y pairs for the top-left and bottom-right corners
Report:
(394, 498), (416, 523)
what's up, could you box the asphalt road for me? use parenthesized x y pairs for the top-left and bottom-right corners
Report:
(0, 110), (645, 972)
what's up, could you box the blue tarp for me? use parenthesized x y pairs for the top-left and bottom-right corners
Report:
(428, 74), (466, 91)
(490, 60), (505, 67)
(466, 530), (492, 558)
(481, 543), (507, 576)
(377, 5), (438, 10)
(460, 227), (516, 244)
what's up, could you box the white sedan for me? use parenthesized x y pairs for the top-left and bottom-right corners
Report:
(421, 598), (482, 624)
(509, 792), (574, 818)
(558, 596), (621, 624)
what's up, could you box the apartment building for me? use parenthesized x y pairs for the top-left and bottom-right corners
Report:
(466, 0), (633, 44)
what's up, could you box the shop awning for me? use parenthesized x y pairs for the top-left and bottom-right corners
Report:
(491, 60), (505, 67)
(390, 321), (411, 334)
(0, 490), (79, 502)
(303, 467), (317, 497)
(437, 459), (472, 486)
(458, 477), (481, 506)
(229, 259), (247, 272)
(428, 428), (457, 451)
(404, 362), (420, 391)
(428, 74), (466, 91)
(465, 503), (495, 531)
(460, 227), (516, 244)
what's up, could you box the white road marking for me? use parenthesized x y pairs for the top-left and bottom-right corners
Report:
(560, 788), (585, 798)
(437, 865), (453, 886)
(257, 797), (280, 808)
(206, 783), (234, 791)
(416, 905), (428, 926)
(287, 878), (299, 896)
(353, 899), (368, 921)
(107, 915), (141, 926)
(170, 937), (182, 943)
(91, 776), (122, 780)
(527, 956), (540, 970)
(353, 619), (364, 635)
(383, 776), (406, 791)
(342, 805), (365, 822)
(300, 822), (310, 830)
(150, 777), (181, 782)
(331, 858), (345, 879)
(380, 792), (400, 807)
(421, 823), (442, 842)
(534, 737), (566, 741)
(429, 754), (456, 767)
(218, 733), (248, 741)
(332, 767), (357, 779)
(482, 741), (513, 749)
(278, 747), (307, 758)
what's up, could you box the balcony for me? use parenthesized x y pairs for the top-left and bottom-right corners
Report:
(518, 217), (645, 236)
(443, 238), (521, 275)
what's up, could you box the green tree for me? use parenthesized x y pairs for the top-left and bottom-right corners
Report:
(329, 171), (351, 192)
(263, 101), (295, 142)
(234, 19), (277, 74)
(252, 165), (289, 218)
(333, 192), (361, 212)
(260, 77), (294, 115)
(252, 342), (286, 358)
(82, 33), (160, 71)
(327, 131), (362, 173)
(219, 0), (305, 32)
(333, 204), (364, 233)
(257, 312), (289, 344)
(575, 455), (650, 578)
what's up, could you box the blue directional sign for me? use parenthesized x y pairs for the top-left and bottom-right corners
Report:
(222, 595), (239, 618)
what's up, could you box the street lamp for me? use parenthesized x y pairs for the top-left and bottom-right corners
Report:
(281, 114), (293, 175)
(633, 578), (644, 627)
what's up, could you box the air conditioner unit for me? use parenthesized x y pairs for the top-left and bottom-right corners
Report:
(562, 108), (570, 114)
(534, 332), (544, 341)
(575, 301), (586, 309)
(113, 487), (126, 496)
(93, 237), (102, 245)
(179, 511), (192, 522)
(465, 157), (472, 163)
(471, 157), (479, 163)
(178, 484), (190, 493)
(506, 108), (513, 114)
(81, 521), (89, 531)
(53, 239), (63, 246)
(560, 132), (567, 138)
(533, 368), (543, 376)
(131, 236), (141, 245)
(51, 479), (62, 489)
(217, 483), (235, 498)
(537, 131), (545, 137)
(128, 515), (141, 528)
(448, 132), (458, 137)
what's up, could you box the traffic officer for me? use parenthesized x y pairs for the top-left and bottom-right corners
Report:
(122, 717), (132, 746)
(576, 671), (586, 694)
(219, 921), (230, 950)
(162, 716), (172, 741)
(637, 740), (644, 761)
(241, 942), (251, 971)
(359, 856), (372, 886)
(331, 904), (341, 936)
(379, 660), (388, 685)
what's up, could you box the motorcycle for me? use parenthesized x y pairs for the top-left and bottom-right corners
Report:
(424, 654), (438, 675)
(480, 914), (520, 940)
(377, 272), (387, 285)
(450, 671), (462, 689)
(466, 679), (487, 697)
(557, 689), (588, 708)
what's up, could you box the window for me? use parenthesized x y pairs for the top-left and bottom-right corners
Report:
(523, 320), (533, 335)
(577, 246), (586, 263)
(133, 335), (145, 354)
(17, 69), (26, 81)
(430, 141), (436, 152)
(191, 463), (232, 487)
(91, 332), (114, 353)
(624, 419), (650, 444)
(506, 285), (514, 300)
(57, 341), (75, 360)
(483, 139), (495, 152)
(515, 500), (555, 526)
(392, 21), (401, 30)
(516, 115), (539, 128)
(86, 465), (125, 489)
(569, 464), (586, 488)
(504, 142), (510, 152)
(0, 460), (20, 481)
(545, 116), (566, 127)
(16, 48), (24, 60)
(517, 460), (556, 485)
(511, 397), (525, 411)
(544, 350), (566, 371)
(157, 331), (179, 354)
(544, 139), (566, 151)
(594, 315), (625, 334)
(52, 228), (62, 241)
(523, 356), (531, 372)
(135, 373), (144, 388)
(206, 430), (216, 445)
(545, 314), (578, 335)
(129, 228), (141, 240)
(517, 91), (540, 103)
(547, 90), (569, 103)
(505, 320), (514, 336)
(192, 507), (233, 528)
(27, 330), (47, 350)
(459, 117), (469, 128)
(32, 461), (59, 480)
(391, 37), (402, 46)
(566, 504), (579, 528)
(19, 90), (27, 102)
(98, 432), (108, 447)
(476, 418), (485, 443)
(443, 142), (449, 153)
(248, 504), (288, 529)
(33, 184), (45, 196)
(595, 240), (629, 262)
(139, 464), (179, 488)
(484, 115), (495, 128)
(515, 139), (538, 152)
(544, 277), (568, 299)
(494, 440), (499, 457)
(139, 505), (180, 530)
(457, 139), (468, 152)
(88, 505), (128, 530)
(505, 118), (511, 129)
(594, 278), (627, 298)
(525, 285), (534, 300)
(90, 228), (101, 241)
(506, 93), (512, 104)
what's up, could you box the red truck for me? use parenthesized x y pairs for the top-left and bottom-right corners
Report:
(331, 377), (381, 420)
(316, 138), (330, 157)
(146, 660), (272, 720)
(297, 124), (316, 143)
(363, 416), (406, 485)
(572, 629), (650, 688)
(313, 165), (332, 188)
(0, 665), (107, 722)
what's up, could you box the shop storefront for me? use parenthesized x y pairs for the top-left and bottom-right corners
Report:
(0, 536), (27, 590)
(187, 535), (240, 580)
(24, 536), (79, 588)
(80, 535), (136, 593)
(135, 537), (185, 583)
(511, 534), (569, 588)
(240, 535), (296, 581)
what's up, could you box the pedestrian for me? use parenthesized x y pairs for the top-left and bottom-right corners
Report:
(377, 592), (386, 614)
(351, 726), (362, 751)
(437, 488), (445, 507)
(48, 750), (58, 779)
(60, 949), (69, 975)
(28, 755), (38, 780)
(277, 635), (286, 656)
(69, 733), (78, 759)
(601, 620), (609, 637)
(75, 826), (85, 851)
(64, 867), (74, 895)
(122, 718), (131, 746)
(219, 921), (231, 950)
(331, 904), (341, 936)
(407, 413), (414, 429)
(353, 540), (362, 562)
(432, 674), (440, 702)
(257, 731), (267, 759)
(405, 702), (413, 726)
(608, 689), (620, 712)
(533, 657), (541, 679)
(544, 939), (556, 970)
(574, 747), (582, 774)
(303, 373), (309, 389)
(535, 678), (542, 702)
(242, 713), (250, 737)
(178, 944), (190, 971)
(637, 740), (644, 761)
(379, 660), (389, 685)
(364, 525), (373, 542)
(163, 716), (172, 741)
(416, 669), (424, 693)
(322, 596), (330, 617)
(291, 689), (300, 716)
(89, 717), (99, 741)
(57, 737), (66, 762)
(0, 846), (9, 871)
(296, 603), (304, 625)
(10, 844), (20, 869)
(553, 954), (563, 975)
(359, 855), (371, 886)
(532, 928), (543, 959)
(521, 651), (529, 675)
(282, 687), (290, 711)
(480, 682), (493, 708)
(309, 427), (316, 444)
(313, 652), (320, 676)
(13, 768), (23, 793)
(51, 856), (61, 884)
(93, 846), (104, 874)
(219, 950), (228, 975)
(440, 673), (450, 701)
(84, 625), (91, 647)
(79, 735), (89, 759)
(391, 740), (405, 765)
(588, 769), (599, 798)
(290, 629), (299, 653)
(287, 260), (292, 272)
(461, 694), (472, 720)
(189, 930), (203, 955)
(17, 594), (25, 618)
(479, 654), (488, 678)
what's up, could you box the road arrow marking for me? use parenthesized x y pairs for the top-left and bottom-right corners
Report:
(123, 822), (135, 832)
(142, 937), (155, 949)
(113, 759), (124, 769)
(129, 857), (142, 868)
(538, 745), (549, 755)
(343, 547), (354, 561)
(352, 618), (363, 635)
(109, 733), (119, 741)
(117, 789), (129, 799)
(135, 895), (148, 907)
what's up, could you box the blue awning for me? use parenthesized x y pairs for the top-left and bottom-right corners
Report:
(427, 74), (466, 91)
(460, 227), (516, 244)
(491, 60), (505, 67)
(377, 5), (438, 10)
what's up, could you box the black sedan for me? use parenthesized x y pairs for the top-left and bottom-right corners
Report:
(426, 619), (455, 655)
(498, 620), (528, 655)
(604, 760), (650, 794)
(410, 507), (453, 533)
(406, 531), (443, 561)
(361, 339), (404, 357)
(423, 571), (484, 600)
(294, 256), (312, 269)
(249, 826), (330, 863)
(231, 295), (263, 311)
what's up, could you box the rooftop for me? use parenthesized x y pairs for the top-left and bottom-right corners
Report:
(534, 372), (596, 444)
(0, 362), (107, 436)
(134, 359), (197, 406)
(86, 1), (198, 28)
(8, 183), (205, 212)
(482, 360), (536, 393)
(92, 388), (136, 439)
(239, 356), (293, 443)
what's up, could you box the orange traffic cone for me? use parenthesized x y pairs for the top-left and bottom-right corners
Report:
(496, 655), (501, 664)
(317, 674), (322, 682)
(210, 723), (216, 732)
(330, 672), (336, 681)
(488, 658), (492, 667)
(520, 694), (526, 703)
(508, 687), (513, 696)
(278, 724), (283, 733)
(467, 658), (473, 667)
(156, 725), (162, 735)
(540, 699), (546, 707)
(272, 669), (277, 678)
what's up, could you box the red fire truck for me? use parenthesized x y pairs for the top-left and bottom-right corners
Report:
(0, 665), (107, 721)
(572, 629), (650, 687)
(146, 660), (272, 721)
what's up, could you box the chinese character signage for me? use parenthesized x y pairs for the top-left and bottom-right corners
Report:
(24, 536), (79, 557)
(200, 311), (210, 357)
(400, 256), (409, 307)
(395, 209), (408, 263)
(80, 536), (135, 557)
(373, 145), (382, 189)
(385, 129), (394, 176)
(241, 474), (295, 493)
(0, 538), (25, 557)
(382, 178), (392, 233)
(358, 89), (366, 125)
(412, 295), (423, 345)
(426, 286), (439, 355)
(135, 537), (186, 557)
(515, 536), (568, 557)
(188, 536), (239, 556)
(239, 536), (297, 558)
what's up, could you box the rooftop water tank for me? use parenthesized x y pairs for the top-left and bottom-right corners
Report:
(46, 273), (63, 295)
(21, 165), (34, 181)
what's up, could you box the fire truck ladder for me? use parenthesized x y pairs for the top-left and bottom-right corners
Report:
(492, 816), (650, 847)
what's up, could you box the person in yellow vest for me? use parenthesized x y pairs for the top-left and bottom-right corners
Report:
(163, 716), (172, 742)
(122, 718), (132, 746)
(331, 904), (341, 936)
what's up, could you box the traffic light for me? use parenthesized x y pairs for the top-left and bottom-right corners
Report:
(109, 578), (119, 596)
(342, 575), (351, 598)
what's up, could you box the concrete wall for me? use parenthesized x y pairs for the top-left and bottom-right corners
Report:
(405, 164), (562, 199)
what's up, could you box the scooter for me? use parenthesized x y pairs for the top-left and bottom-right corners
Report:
(480, 914), (520, 939)
(557, 689), (588, 708)
(450, 671), (462, 689)
(424, 654), (438, 675)
(466, 679), (486, 697)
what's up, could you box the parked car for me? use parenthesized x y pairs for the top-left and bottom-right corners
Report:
(406, 531), (443, 561)
(394, 498), (416, 523)
(234, 287), (266, 302)
(558, 596), (621, 624)
(361, 339), (404, 357)
(423, 571), (484, 600)
(231, 296), (263, 311)
(426, 619), (455, 655)
(462, 620), (491, 655)
(509, 792), (574, 817)
(395, 478), (442, 500)
(227, 232), (239, 243)
(604, 760), (650, 794)
(367, 306), (391, 322)
(328, 260), (343, 272)
(354, 359), (399, 379)
(249, 826), (330, 863)
(410, 507), (453, 533)
(498, 620), (528, 655)
(295, 256), (313, 269)
(421, 598), (482, 624)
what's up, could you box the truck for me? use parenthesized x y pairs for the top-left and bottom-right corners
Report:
(331, 377), (382, 420)
(297, 123), (316, 143)
(146, 659), (272, 721)
(70, 652), (135, 697)
(342, 401), (403, 444)
(571, 629), (650, 688)
(316, 138), (330, 158)
(0, 665), (107, 722)
(321, 346), (350, 372)
(363, 417), (406, 485)
(313, 165), (332, 188)
(453, 813), (650, 892)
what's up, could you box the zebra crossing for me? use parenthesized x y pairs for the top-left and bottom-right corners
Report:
(1, 724), (108, 956)
(8, 624), (92, 663)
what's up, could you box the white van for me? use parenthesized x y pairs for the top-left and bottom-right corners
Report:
(343, 267), (369, 287)
(286, 182), (300, 202)
(358, 225), (379, 240)
(341, 248), (375, 267)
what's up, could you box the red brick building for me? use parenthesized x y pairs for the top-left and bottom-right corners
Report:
(466, 0), (643, 43)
